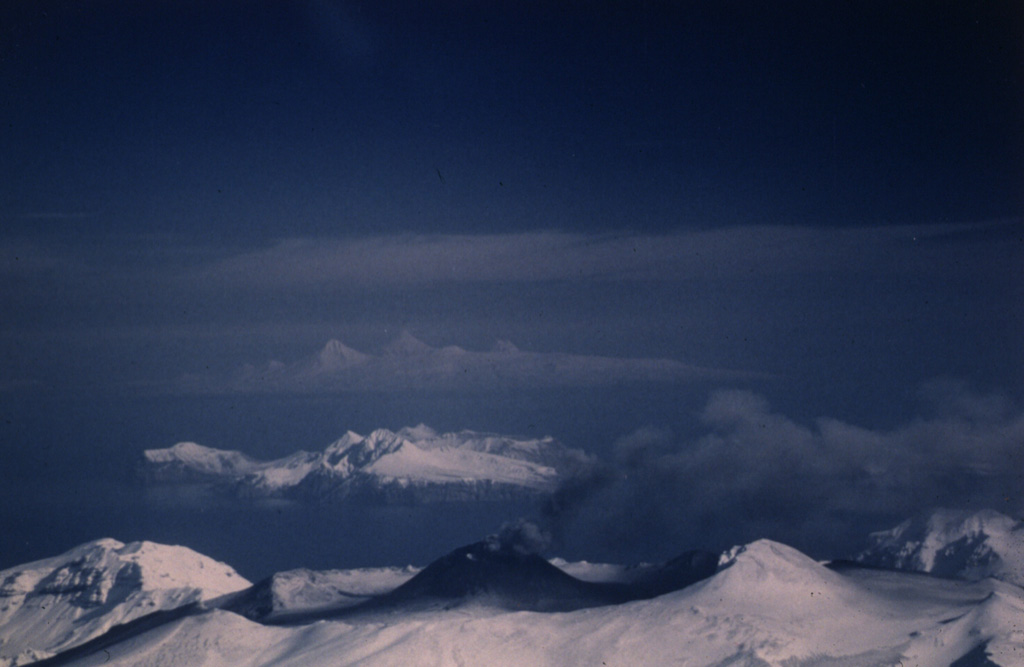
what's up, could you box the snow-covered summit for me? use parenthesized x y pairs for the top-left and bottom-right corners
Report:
(0, 538), (249, 666)
(382, 330), (434, 356)
(855, 508), (1024, 586)
(316, 339), (370, 370)
(702, 539), (861, 615)
(142, 440), (258, 477)
(142, 441), (258, 479)
(321, 428), (409, 474)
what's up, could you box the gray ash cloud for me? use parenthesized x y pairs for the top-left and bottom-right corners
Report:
(542, 382), (1024, 561)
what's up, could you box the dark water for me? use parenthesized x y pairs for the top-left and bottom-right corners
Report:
(0, 475), (539, 580)
(0, 383), (738, 577)
(2, 389), (659, 579)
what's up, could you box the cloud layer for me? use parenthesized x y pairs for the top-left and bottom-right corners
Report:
(185, 222), (1015, 289)
(2, 221), (1018, 408)
(543, 381), (1024, 560)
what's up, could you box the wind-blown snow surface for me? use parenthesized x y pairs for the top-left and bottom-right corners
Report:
(44, 539), (1024, 666)
(0, 539), (249, 666)
(856, 508), (1024, 587)
(143, 426), (588, 504)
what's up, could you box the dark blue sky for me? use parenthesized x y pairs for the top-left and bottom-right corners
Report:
(4, 0), (1021, 240)
(3, 0), (1020, 395)
(0, 1), (1022, 569)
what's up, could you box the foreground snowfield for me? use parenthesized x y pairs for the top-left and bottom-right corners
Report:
(37, 540), (1024, 667)
(7, 509), (1024, 666)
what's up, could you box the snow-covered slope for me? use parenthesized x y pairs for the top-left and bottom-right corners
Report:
(395, 425), (591, 473)
(46, 538), (1024, 666)
(143, 427), (588, 504)
(227, 566), (420, 622)
(0, 539), (249, 666)
(855, 508), (1024, 587)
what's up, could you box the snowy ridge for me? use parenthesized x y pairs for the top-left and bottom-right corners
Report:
(142, 426), (587, 504)
(855, 508), (1024, 587)
(142, 442), (260, 481)
(316, 339), (370, 370)
(37, 534), (1024, 666)
(0, 539), (249, 666)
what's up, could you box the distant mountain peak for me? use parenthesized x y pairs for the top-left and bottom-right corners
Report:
(323, 429), (410, 470)
(143, 442), (258, 479)
(317, 339), (370, 368)
(854, 508), (1024, 586)
(383, 331), (433, 356)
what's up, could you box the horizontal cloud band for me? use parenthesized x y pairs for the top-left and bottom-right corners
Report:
(186, 222), (1008, 289)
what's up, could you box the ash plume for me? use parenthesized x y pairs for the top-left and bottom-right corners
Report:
(486, 519), (552, 556)
(543, 383), (1024, 561)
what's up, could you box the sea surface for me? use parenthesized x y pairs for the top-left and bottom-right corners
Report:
(1, 388), (688, 579)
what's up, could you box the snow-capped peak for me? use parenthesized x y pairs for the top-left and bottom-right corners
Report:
(682, 539), (874, 631)
(715, 539), (836, 584)
(383, 331), (434, 356)
(322, 428), (411, 472)
(317, 339), (370, 369)
(328, 430), (364, 447)
(0, 538), (250, 665)
(143, 442), (258, 476)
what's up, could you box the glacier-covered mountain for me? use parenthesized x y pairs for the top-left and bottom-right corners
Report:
(142, 426), (591, 504)
(0, 539), (249, 666)
(854, 508), (1024, 587)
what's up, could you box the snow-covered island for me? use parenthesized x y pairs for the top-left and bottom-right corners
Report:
(141, 426), (592, 504)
